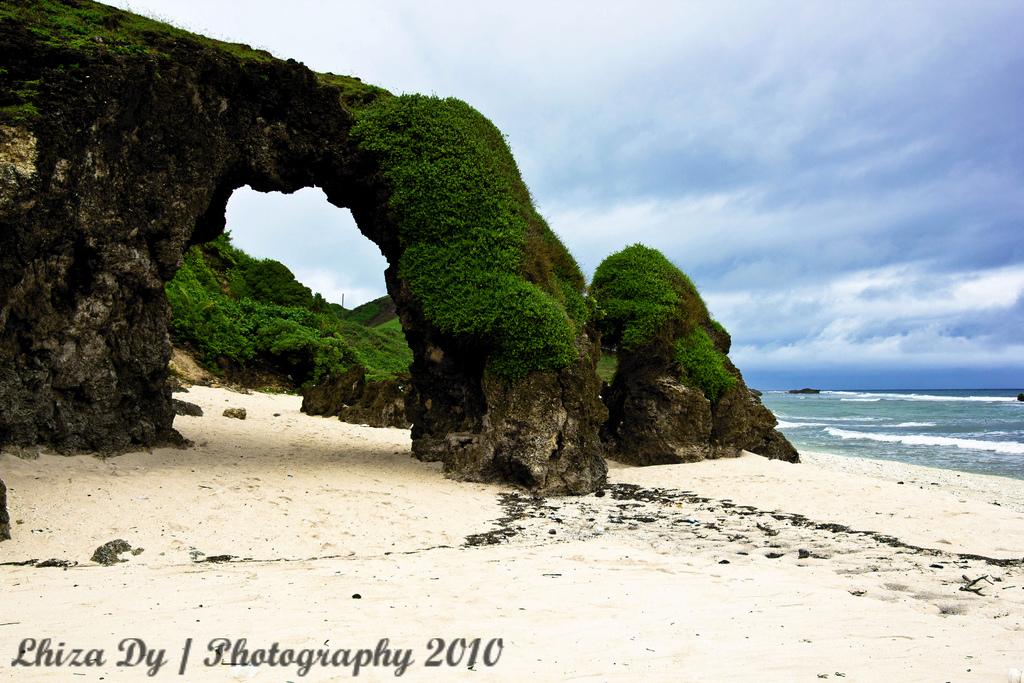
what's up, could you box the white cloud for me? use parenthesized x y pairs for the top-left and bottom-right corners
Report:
(292, 268), (382, 309)
(733, 332), (1024, 371)
(225, 186), (390, 307)
(710, 264), (1024, 369)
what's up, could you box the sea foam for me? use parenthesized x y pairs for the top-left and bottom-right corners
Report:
(825, 428), (1024, 455)
(824, 391), (1019, 403)
(776, 420), (831, 429)
(775, 415), (887, 422)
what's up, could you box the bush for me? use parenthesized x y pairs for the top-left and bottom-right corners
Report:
(674, 328), (736, 402)
(351, 94), (585, 379)
(590, 244), (707, 350)
(232, 258), (313, 308)
(165, 253), (253, 362)
(591, 244), (734, 401)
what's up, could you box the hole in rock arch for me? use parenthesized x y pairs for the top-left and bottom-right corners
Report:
(225, 186), (387, 311)
(166, 185), (413, 392)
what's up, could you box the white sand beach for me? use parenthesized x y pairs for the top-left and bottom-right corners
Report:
(2, 386), (1022, 681)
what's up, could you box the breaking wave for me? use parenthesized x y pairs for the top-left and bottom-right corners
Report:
(824, 391), (1019, 403)
(824, 428), (1024, 455)
(776, 420), (830, 429)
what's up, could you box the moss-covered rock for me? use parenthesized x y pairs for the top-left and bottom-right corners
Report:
(0, 0), (605, 493)
(593, 244), (797, 464)
(301, 365), (367, 418)
(592, 244), (733, 401)
(350, 95), (586, 379)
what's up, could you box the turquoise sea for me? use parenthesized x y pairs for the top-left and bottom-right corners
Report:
(760, 389), (1024, 480)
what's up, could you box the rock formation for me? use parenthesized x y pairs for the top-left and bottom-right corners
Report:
(593, 245), (799, 465)
(302, 365), (412, 429)
(788, 388), (821, 394)
(337, 377), (410, 428)
(302, 366), (367, 418)
(172, 399), (203, 417)
(713, 380), (801, 461)
(0, 477), (10, 541)
(0, 1), (605, 493)
(600, 355), (721, 465)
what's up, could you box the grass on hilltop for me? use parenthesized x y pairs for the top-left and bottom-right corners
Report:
(0, 0), (386, 124)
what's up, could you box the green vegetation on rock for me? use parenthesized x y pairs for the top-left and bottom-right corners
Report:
(0, 1), (386, 125)
(673, 328), (735, 402)
(596, 352), (618, 384)
(591, 244), (707, 350)
(314, 72), (389, 109)
(350, 94), (587, 379)
(165, 233), (411, 385)
(592, 244), (734, 401)
(0, 0), (273, 60)
(5, 2), (587, 384)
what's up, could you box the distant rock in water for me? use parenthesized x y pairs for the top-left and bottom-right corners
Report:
(302, 366), (412, 429)
(1018, 393), (1024, 402)
(0, 478), (10, 541)
(592, 245), (799, 465)
(788, 388), (821, 394)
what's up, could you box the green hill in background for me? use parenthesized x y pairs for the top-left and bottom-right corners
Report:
(342, 295), (398, 327)
(165, 233), (411, 387)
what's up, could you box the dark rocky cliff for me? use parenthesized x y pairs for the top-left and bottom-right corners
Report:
(0, 0), (606, 494)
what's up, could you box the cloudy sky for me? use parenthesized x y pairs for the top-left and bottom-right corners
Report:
(108, 0), (1024, 389)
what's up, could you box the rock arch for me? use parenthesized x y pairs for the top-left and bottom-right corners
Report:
(0, 2), (607, 494)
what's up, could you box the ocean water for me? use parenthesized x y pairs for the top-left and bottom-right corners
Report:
(760, 389), (1024, 480)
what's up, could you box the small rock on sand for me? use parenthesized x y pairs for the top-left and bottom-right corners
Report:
(223, 407), (246, 420)
(91, 539), (143, 566)
(173, 399), (203, 417)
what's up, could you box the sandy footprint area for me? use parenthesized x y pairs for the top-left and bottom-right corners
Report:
(1, 386), (1022, 681)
